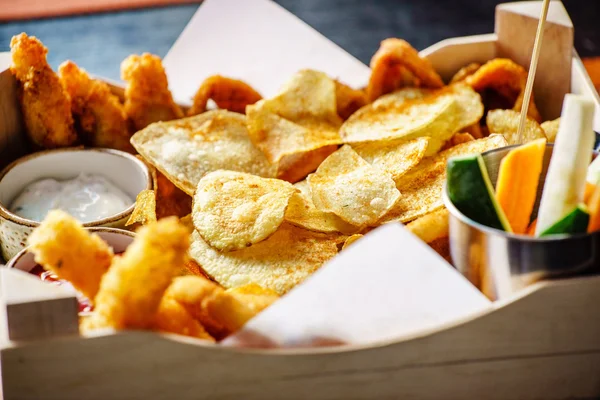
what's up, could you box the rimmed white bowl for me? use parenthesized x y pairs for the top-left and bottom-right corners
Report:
(0, 148), (151, 261)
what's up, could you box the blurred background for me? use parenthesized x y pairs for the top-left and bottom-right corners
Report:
(0, 0), (598, 84)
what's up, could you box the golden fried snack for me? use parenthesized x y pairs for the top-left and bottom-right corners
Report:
(450, 63), (481, 83)
(58, 61), (134, 152)
(335, 80), (368, 120)
(367, 38), (444, 102)
(441, 132), (475, 150)
(27, 210), (114, 302)
(465, 58), (541, 122)
(153, 296), (214, 341)
(121, 53), (184, 131)
(90, 217), (189, 330)
(10, 33), (77, 148)
(188, 75), (262, 116)
(155, 170), (192, 219)
(204, 284), (279, 334)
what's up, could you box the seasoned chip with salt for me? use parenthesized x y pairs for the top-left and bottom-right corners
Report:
(308, 145), (400, 226)
(352, 137), (429, 182)
(406, 208), (449, 243)
(379, 135), (508, 224)
(340, 83), (483, 153)
(541, 118), (560, 142)
(285, 192), (358, 234)
(131, 110), (276, 196)
(276, 145), (338, 183)
(341, 234), (363, 250)
(246, 69), (343, 164)
(193, 170), (296, 251)
(486, 109), (546, 145)
(126, 189), (157, 226)
(190, 224), (339, 295)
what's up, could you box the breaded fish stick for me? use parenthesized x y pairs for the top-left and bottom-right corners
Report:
(10, 33), (77, 148)
(59, 61), (134, 152)
(90, 217), (189, 329)
(27, 210), (114, 301)
(153, 296), (214, 341)
(121, 53), (183, 131)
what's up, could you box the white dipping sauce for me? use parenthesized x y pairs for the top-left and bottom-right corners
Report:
(10, 173), (133, 223)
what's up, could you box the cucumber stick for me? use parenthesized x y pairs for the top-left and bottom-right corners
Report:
(539, 204), (590, 237)
(535, 95), (596, 236)
(447, 154), (512, 231)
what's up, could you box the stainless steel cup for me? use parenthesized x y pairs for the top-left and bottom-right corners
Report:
(443, 143), (600, 300)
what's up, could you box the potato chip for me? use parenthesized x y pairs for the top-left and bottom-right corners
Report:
(308, 145), (400, 226)
(340, 83), (483, 153)
(341, 234), (363, 250)
(276, 145), (338, 183)
(285, 192), (358, 234)
(155, 170), (192, 219)
(131, 110), (276, 196)
(486, 109), (546, 145)
(352, 137), (429, 181)
(441, 132), (475, 151)
(406, 208), (449, 243)
(126, 189), (157, 226)
(192, 170), (296, 251)
(541, 118), (560, 142)
(246, 69), (343, 164)
(379, 135), (508, 224)
(189, 223), (339, 295)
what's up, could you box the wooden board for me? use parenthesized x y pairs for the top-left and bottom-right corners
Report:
(1, 274), (599, 399)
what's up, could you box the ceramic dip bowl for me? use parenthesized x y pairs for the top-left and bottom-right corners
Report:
(0, 148), (151, 261)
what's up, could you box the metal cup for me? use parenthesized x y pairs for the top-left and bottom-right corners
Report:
(443, 143), (600, 300)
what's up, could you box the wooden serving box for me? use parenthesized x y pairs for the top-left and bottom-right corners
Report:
(1, 2), (599, 399)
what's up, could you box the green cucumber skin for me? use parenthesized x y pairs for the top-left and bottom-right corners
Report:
(539, 205), (590, 237)
(447, 156), (506, 231)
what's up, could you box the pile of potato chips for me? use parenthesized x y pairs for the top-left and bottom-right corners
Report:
(125, 38), (559, 298)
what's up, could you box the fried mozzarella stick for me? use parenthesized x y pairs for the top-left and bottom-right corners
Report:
(27, 210), (114, 301)
(90, 217), (189, 329)
(188, 75), (262, 116)
(59, 61), (134, 152)
(121, 53), (183, 131)
(10, 33), (77, 148)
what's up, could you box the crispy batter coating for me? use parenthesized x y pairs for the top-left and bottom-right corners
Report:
(10, 33), (77, 148)
(153, 296), (214, 341)
(465, 58), (541, 122)
(90, 217), (189, 330)
(335, 80), (368, 120)
(188, 75), (262, 116)
(450, 63), (481, 83)
(367, 38), (444, 102)
(27, 210), (114, 302)
(58, 61), (134, 152)
(121, 53), (183, 131)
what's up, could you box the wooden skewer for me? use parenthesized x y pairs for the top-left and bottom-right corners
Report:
(516, 0), (551, 145)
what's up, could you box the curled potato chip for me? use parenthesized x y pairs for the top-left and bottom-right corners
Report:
(486, 109), (546, 145)
(406, 208), (449, 243)
(541, 118), (560, 142)
(465, 58), (541, 122)
(276, 145), (338, 183)
(246, 69), (343, 164)
(340, 83), (483, 153)
(126, 189), (157, 226)
(335, 80), (368, 120)
(187, 75), (262, 116)
(450, 63), (481, 83)
(308, 145), (400, 226)
(131, 110), (276, 195)
(341, 234), (363, 250)
(285, 191), (358, 234)
(193, 170), (296, 251)
(367, 38), (444, 101)
(441, 132), (475, 151)
(190, 224), (339, 295)
(379, 135), (508, 224)
(352, 137), (429, 181)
